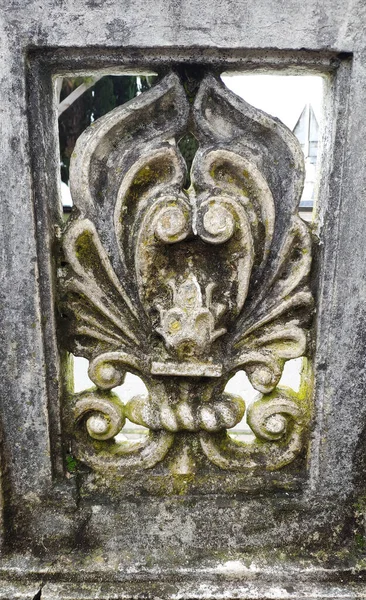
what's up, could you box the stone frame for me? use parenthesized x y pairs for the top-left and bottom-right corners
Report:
(1, 3), (366, 597)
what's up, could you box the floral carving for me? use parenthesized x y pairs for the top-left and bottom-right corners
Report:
(58, 71), (313, 475)
(155, 275), (226, 355)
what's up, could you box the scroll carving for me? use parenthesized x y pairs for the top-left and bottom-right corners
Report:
(58, 71), (313, 475)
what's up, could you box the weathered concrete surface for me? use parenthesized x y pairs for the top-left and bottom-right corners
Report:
(0, 583), (42, 600)
(58, 70), (312, 478)
(37, 579), (366, 600)
(0, 0), (366, 52)
(2, 0), (366, 598)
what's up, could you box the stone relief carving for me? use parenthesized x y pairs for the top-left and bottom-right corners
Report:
(58, 71), (313, 475)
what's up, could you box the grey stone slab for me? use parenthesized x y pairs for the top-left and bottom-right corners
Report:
(1, 0), (366, 597)
(0, 0), (365, 52)
(0, 24), (53, 509)
(39, 581), (366, 600)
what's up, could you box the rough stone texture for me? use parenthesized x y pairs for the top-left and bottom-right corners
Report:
(1, 1), (366, 598)
(58, 70), (312, 481)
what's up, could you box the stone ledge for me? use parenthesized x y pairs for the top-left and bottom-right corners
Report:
(1, 577), (366, 600)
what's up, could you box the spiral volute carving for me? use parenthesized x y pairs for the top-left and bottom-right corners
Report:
(74, 392), (125, 440)
(61, 72), (312, 474)
(247, 394), (303, 442)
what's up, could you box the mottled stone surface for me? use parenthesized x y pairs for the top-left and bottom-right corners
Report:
(1, 1), (366, 598)
(58, 70), (312, 481)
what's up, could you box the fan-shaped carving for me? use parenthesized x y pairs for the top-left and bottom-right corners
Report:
(58, 71), (313, 475)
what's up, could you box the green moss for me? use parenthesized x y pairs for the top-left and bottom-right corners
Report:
(65, 452), (78, 473)
(75, 230), (93, 262)
(355, 533), (366, 551)
(132, 165), (153, 186)
(171, 474), (196, 495)
(125, 160), (174, 207)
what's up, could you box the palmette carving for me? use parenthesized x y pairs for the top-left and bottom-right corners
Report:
(58, 71), (313, 475)
(155, 274), (227, 355)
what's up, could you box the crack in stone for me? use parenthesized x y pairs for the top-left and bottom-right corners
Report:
(32, 587), (42, 600)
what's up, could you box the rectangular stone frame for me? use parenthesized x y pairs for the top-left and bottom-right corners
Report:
(1, 2), (366, 598)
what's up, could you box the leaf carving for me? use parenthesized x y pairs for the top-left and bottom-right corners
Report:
(59, 71), (314, 475)
(192, 75), (313, 393)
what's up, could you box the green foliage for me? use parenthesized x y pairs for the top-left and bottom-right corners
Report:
(65, 452), (78, 473)
(178, 133), (199, 188)
(93, 77), (117, 120)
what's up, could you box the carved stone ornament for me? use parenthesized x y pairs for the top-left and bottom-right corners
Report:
(58, 71), (314, 475)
